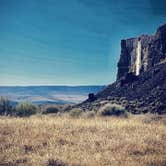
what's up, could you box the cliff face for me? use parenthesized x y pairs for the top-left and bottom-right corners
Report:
(117, 24), (166, 80)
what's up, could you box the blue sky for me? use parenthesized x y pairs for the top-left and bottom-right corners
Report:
(0, 0), (166, 86)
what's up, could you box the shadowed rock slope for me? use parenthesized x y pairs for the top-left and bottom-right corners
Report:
(79, 62), (166, 114)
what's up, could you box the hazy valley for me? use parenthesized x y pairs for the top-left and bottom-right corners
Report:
(0, 86), (104, 105)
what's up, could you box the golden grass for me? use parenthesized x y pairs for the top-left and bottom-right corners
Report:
(0, 115), (166, 166)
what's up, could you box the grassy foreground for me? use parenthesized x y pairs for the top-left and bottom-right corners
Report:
(0, 115), (166, 166)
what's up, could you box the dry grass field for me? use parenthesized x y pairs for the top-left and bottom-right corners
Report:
(0, 114), (166, 166)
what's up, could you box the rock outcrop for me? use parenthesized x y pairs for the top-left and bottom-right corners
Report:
(117, 23), (166, 80)
(78, 23), (166, 114)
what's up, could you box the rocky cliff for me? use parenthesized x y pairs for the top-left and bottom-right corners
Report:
(78, 23), (166, 114)
(117, 23), (166, 80)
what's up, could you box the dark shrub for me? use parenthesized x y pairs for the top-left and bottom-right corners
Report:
(43, 106), (59, 114)
(0, 97), (13, 115)
(47, 159), (67, 166)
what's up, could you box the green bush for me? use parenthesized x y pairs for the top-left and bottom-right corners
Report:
(15, 102), (38, 117)
(82, 111), (96, 118)
(0, 97), (13, 115)
(99, 103), (128, 117)
(69, 108), (83, 118)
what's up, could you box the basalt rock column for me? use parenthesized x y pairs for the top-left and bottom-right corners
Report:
(117, 23), (166, 80)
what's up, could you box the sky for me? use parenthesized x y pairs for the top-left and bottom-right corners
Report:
(0, 0), (166, 86)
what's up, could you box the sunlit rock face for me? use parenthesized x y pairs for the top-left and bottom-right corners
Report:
(136, 40), (141, 76)
(117, 23), (166, 80)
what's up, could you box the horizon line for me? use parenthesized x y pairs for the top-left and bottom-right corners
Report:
(0, 84), (106, 87)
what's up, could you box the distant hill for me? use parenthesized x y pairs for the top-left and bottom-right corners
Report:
(0, 86), (105, 105)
